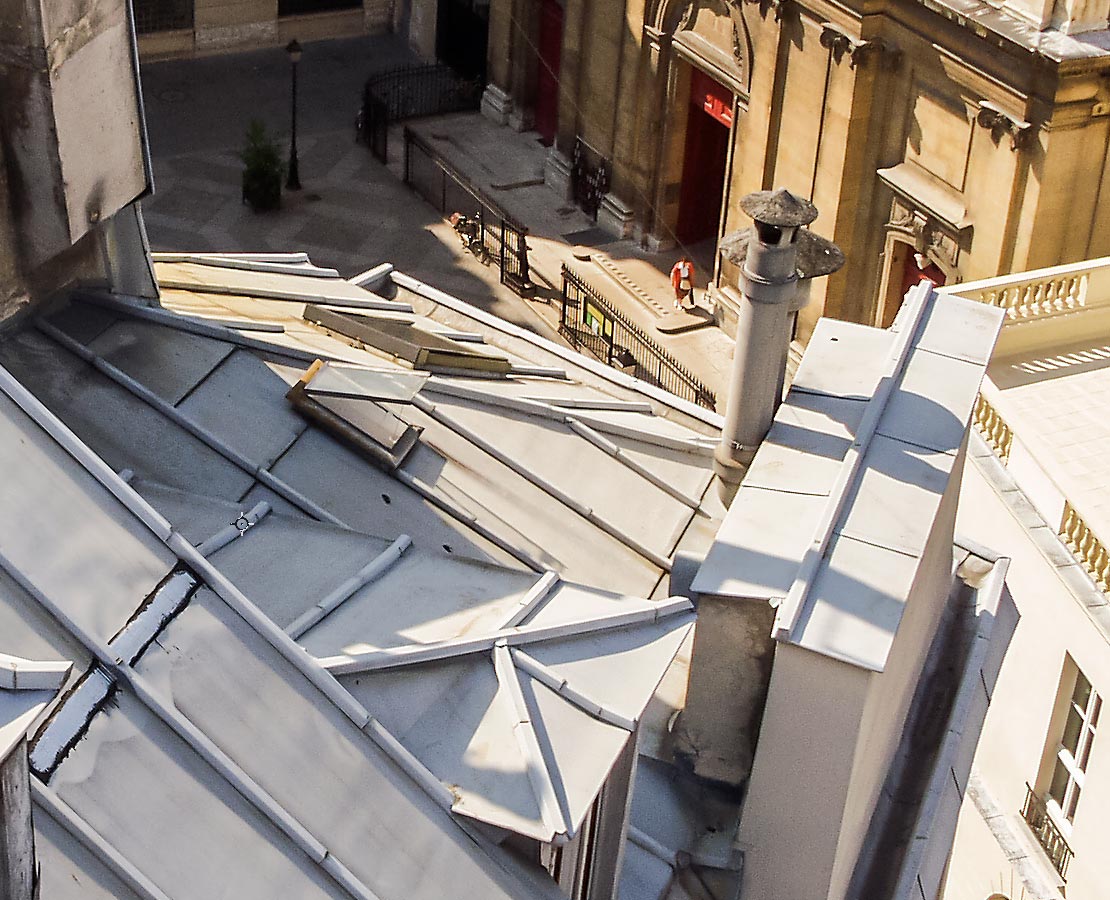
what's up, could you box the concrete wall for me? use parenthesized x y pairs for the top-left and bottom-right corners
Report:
(0, 0), (146, 324)
(943, 460), (1110, 900)
(738, 645), (871, 900)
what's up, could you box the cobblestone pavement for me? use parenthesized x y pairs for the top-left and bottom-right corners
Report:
(138, 34), (734, 404)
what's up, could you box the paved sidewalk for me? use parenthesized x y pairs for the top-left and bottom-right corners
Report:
(137, 35), (734, 403)
(397, 113), (734, 397)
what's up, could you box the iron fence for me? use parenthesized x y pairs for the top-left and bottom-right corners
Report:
(1021, 784), (1073, 880)
(559, 265), (717, 411)
(132, 0), (193, 33)
(358, 64), (483, 163)
(404, 127), (533, 298)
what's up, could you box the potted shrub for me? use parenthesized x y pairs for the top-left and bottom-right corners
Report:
(240, 120), (284, 211)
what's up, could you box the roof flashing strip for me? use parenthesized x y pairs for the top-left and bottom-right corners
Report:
(0, 654), (72, 692)
(318, 597), (694, 675)
(771, 282), (934, 646)
(493, 644), (569, 840)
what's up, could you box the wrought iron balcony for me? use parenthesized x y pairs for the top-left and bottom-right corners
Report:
(1021, 784), (1073, 880)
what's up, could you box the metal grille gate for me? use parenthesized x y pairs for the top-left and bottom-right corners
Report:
(559, 265), (717, 410)
(359, 64), (482, 163)
(404, 127), (533, 298)
(132, 0), (193, 33)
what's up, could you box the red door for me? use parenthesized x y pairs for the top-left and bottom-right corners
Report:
(535, 0), (563, 146)
(676, 70), (732, 244)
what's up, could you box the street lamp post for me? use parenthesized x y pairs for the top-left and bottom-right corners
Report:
(286, 39), (302, 191)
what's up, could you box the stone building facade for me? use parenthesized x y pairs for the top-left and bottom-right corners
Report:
(481, 0), (1110, 339)
(132, 0), (396, 56)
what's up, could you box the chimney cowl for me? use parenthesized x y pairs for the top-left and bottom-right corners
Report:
(740, 189), (818, 228)
(719, 228), (845, 281)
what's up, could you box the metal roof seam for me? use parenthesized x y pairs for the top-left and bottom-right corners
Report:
(391, 271), (725, 429)
(0, 355), (475, 826)
(287, 535), (414, 640)
(493, 645), (568, 840)
(0, 361), (174, 542)
(566, 419), (701, 509)
(78, 291), (323, 363)
(32, 779), (174, 900)
(151, 254), (342, 279)
(411, 396), (674, 572)
(772, 282), (935, 644)
(0, 548), (387, 898)
(35, 319), (348, 527)
(423, 378), (718, 455)
(155, 276), (415, 314)
(496, 571), (562, 630)
(509, 648), (637, 731)
(317, 599), (695, 675)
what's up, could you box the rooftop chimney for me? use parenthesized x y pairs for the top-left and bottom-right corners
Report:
(714, 189), (843, 504)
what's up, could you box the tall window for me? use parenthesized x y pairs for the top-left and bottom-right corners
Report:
(1047, 666), (1100, 825)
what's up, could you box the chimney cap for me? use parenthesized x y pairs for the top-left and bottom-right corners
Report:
(720, 227), (845, 279)
(740, 189), (818, 228)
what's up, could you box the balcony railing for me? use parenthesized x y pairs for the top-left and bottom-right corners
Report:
(973, 395), (1013, 463)
(1021, 784), (1073, 880)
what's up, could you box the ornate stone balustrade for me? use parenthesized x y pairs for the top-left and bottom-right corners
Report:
(941, 258), (1110, 323)
(959, 272), (1088, 321)
(973, 395), (1013, 462)
(1060, 501), (1110, 594)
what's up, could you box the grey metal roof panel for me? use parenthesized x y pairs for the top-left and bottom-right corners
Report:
(415, 394), (693, 559)
(0, 390), (174, 642)
(836, 434), (952, 558)
(267, 427), (517, 565)
(176, 348), (308, 469)
(299, 554), (535, 657)
(34, 806), (145, 900)
(51, 690), (349, 900)
(790, 320), (895, 400)
(874, 349), (984, 455)
(0, 568), (92, 674)
(913, 292), (1005, 366)
(133, 589), (546, 900)
(691, 488), (827, 599)
(790, 534), (920, 670)
(86, 318), (234, 405)
(741, 391), (865, 496)
(0, 331), (256, 502)
(399, 433), (659, 590)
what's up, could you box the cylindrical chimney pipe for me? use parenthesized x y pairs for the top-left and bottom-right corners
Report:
(714, 189), (817, 503)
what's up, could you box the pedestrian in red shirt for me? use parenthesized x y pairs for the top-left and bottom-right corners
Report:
(671, 257), (695, 309)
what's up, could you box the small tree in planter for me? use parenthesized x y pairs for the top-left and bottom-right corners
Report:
(240, 120), (284, 212)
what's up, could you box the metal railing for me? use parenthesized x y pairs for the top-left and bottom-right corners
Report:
(404, 127), (533, 298)
(132, 0), (193, 33)
(1021, 784), (1073, 880)
(358, 64), (483, 163)
(559, 265), (716, 410)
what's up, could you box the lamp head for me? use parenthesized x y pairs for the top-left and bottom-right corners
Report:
(286, 39), (302, 63)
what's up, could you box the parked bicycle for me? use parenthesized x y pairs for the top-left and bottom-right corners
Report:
(450, 211), (490, 263)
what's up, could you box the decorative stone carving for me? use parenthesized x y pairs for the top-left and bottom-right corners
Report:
(742, 0), (789, 22)
(888, 199), (962, 269)
(819, 23), (902, 69)
(976, 100), (1037, 151)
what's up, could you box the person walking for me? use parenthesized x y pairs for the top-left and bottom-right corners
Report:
(671, 256), (695, 309)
